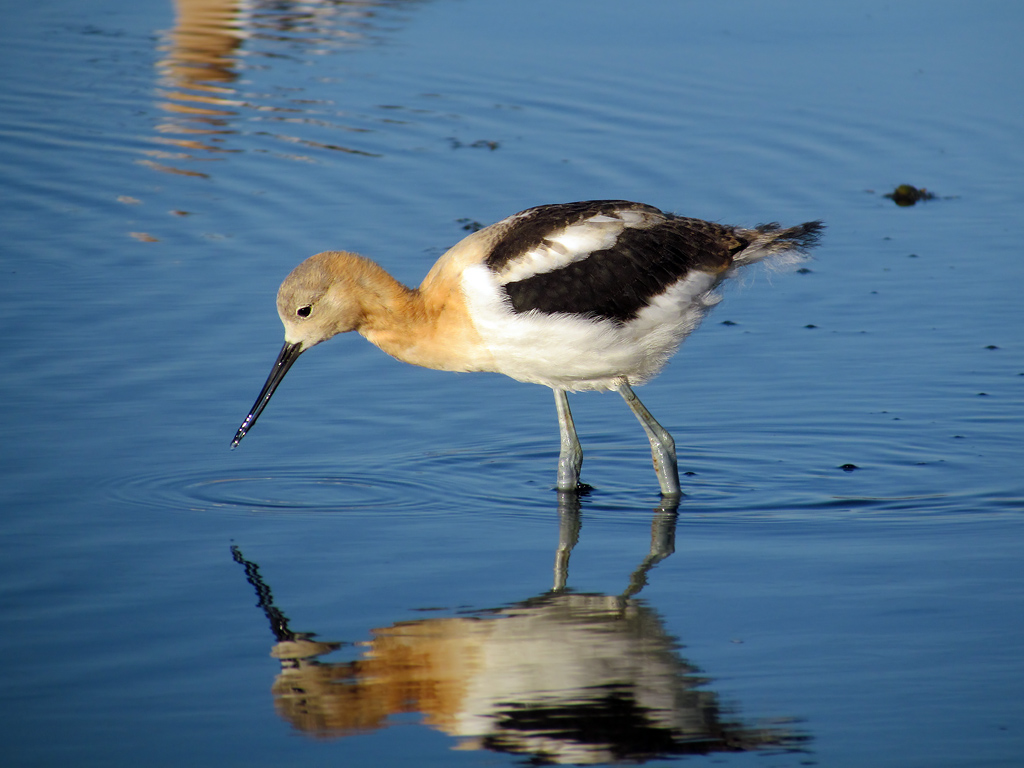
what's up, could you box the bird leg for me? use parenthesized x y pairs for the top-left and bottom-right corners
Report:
(553, 389), (584, 491)
(617, 381), (681, 497)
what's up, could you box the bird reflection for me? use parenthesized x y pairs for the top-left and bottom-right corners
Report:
(151, 0), (401, 175)
(232, 498), (808, 762)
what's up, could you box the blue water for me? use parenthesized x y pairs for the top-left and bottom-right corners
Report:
(2, 1), (1023, 766)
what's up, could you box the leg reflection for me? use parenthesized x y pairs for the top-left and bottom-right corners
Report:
(552, 493), (680, 599)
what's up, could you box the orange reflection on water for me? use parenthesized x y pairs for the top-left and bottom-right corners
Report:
(146, 0), (245, 174)
(150, 0), (393, 176)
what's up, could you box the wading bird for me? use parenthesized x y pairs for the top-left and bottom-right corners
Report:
(232, 200), (822, 495)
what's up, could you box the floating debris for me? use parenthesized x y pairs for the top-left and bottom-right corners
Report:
(129, 232), (158, 242)
(448, 138), (500, 150)
(884, 184), (936, 206)
(838, 463), (859, 472)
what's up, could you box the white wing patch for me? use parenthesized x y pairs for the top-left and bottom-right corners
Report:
(495, 209), (653, 285)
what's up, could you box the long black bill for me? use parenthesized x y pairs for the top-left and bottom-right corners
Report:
(231, 341), (304, 448)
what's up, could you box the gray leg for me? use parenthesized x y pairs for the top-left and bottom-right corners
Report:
(617, 381), (681, 497)
(553, 389), (583, 491)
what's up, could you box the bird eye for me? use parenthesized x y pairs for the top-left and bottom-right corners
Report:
(296, 305), (312, 318)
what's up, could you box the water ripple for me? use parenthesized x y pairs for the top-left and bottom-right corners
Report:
(107, 438), (569, 520)
(109, 466), (446, 518)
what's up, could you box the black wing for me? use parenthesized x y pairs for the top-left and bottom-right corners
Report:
(487, 201), (747, 323)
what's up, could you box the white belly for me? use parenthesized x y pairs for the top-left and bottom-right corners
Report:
(461, 265), (721, 391)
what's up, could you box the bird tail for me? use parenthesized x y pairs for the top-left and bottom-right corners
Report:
(732, 220), (825, 268)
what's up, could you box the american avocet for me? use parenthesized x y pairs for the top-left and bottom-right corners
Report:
(232, 200), (823, 495)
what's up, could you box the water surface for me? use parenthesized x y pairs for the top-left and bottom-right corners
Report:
(2, 1), (1022, 766)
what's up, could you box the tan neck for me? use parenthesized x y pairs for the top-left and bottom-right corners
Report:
(350, 256), (491, 373)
